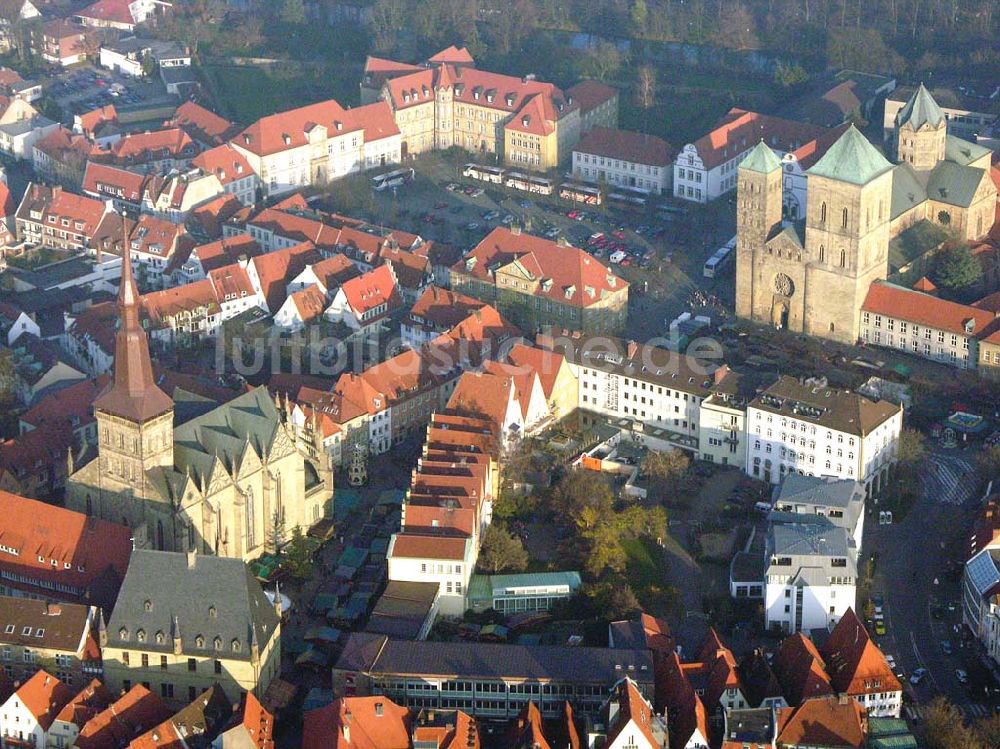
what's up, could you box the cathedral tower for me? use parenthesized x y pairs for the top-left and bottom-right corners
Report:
(802, 126), (893, 343)
(735, 141), (783, 321)
(92, 224), (175, 516)
(895, 84), (946, 171)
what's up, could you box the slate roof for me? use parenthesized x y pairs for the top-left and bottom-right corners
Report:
(944, 134), (992, 166)
(106, 549), (279, 660)
(807, 125), (893, 186)
(335, 632), (654, 683)
(925, 160), (987, 207)
(749, 375), (899, 436)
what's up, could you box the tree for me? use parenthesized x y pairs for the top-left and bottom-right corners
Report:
(897, 428), (928, 467)
(581, 41), (624, 82)
(478, 524), (529, 574)
(634, 65), (656, 111)
(774, 61), (808, 88)
(279, 0), (307, 25)
(921, 697), (984, 749)
(629, 0), (648, 35)
(552, 468), (615, 523)
(598, 579), (641, 619)
(140, 51), (157, 78)
(642, 448), (690, 501)
(268, 511), (286, 552)
(932, 244), (983, 299)
(282, 527), (314, 580)
(974, 714), (1000, 748)
(978, 446), (1000, 488)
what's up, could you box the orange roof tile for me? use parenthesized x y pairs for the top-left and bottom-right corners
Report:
(189, 194), (244, 239)
(191, 143), (255, 186)
(820, 608), (902, 698)
(208, 262), (255, 300)
(234, 100), (398, 158)
(250, 241), (323, 312)
(20, 374), (109, 431)
(772, 632), (833, 707)
(408, 286), (486, 330)
(289, 285), (328, 325)
(775, 696), (866, 748)
(690, 108), (829, 169)
(428, 45), (475, 65)
(15, 670), (74, 730)
(402, 504), (476, 537)
(108, 127), (195, 163)
(339, 264), (402, 318)
(83, 162), (147, 203)
(862, 282), (998, 337)
(76, 685), (172, 749)
(456, 227), (627, 309)
(510, 703), (551, 749)
(142, 278), (218, 324)
(303, 696), (411, 749)
(53, 679), (112, 730)
(190, 234), (261, 273)
(788, 122), (851, 170)
(391, 534), (467, 560)
(0, 490), (132, 599)
(505, 343), (565, 401)
(169, 101), (235, 145)
(77, 104), (118, 137)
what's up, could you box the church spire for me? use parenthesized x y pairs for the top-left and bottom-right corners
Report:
(93, 213), (174, 423)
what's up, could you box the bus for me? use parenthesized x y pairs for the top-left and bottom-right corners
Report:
(607, 189), (648, 209)
(703, 245), (734, 278)
(463, 163), (506, 184)
(372, 168), (415, 191)
(505, 172), (554, 195)
(559, 182), (602, 205)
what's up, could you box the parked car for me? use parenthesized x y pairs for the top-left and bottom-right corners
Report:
(941, 641), (952, 655)
(910, 668), (927, 685)
(955, 669), (968, 684)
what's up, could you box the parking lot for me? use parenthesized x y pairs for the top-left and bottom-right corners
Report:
(44, 63), (175, 120)
(316, 152), (737, 341)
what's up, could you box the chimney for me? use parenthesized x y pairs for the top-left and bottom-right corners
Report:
(712, 364), (730, 385)
(510, 225), (521, 236)
(375, 702), (384, 716)
(45, 602), (61, 616)
(186, 549), (197, 569)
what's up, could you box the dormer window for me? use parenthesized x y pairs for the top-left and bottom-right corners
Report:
(564, 284), (576, 299)
(282, 134), (291, 145)
(144, 600), (152, 611)
(522, 116), (530, 127)
(119, 627), (129, 640)
(136, 629), (146, 643)
(209, 606), (217, 618)
(213, 636), (222, 650)
(195, 635), (205, 648)
(155, 631), (164, 644)
(232, 639), (241, 652)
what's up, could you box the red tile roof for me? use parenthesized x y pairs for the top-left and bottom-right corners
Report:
(510, 703), (551, 749)
(208, 262), (255, 300)
(408, 285), (486, 330)
(820, 608), (901, 698)
(772, 632), (833, 707)
(250, 241), (323, 312)
(862, 282), (998, 337)
(974, 290), (1000, 313)
(402, 503), (476, 537)
(661, 652), (709, 749)
(190, 234), (261, 273)
(689, 108), (829, 170)
(339, 264), (402, 318)
(428, 45), (475, 65)
(76, 685), (172, 749)
(390, 534), (467, 560)
(19, 374), (109, 431)
(82, 162), (147, 203)
(0, 424), (73, 488)
(78, 0), (137, 25)
(775, 696), (866, 748)
(142, 278), (218, 324)
(20, 184), (109, 237)
(788, 122), (851, 170)
(0, 490), (132, 598)
(457, 227), (627, 308)
(303, 696), (411, 749)
(15, 670), (74, 730)
(911, 275), (938, 293)
(234, 100), (398, 158)
(566, 80), (618, 115)
(189, 194), (244, 239)
(128, 214), (187, 259)
(108, 128), (195, 163)
(310, 254), (360, 290)
(77, 104), (118, 137)
(575, 127), (674, 167)
(168, 101), (235, 145)
(289, 285), (327, 325)
(191, 143), (255, 186)
(53, 679), (112, 731)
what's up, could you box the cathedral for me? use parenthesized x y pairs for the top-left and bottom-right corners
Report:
(735, 85), (997, 344)
(66, 252), (333, 560)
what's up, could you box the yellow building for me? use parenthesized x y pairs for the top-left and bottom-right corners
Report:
(368, 47), (613, 170)
(102, 549), (281, 707)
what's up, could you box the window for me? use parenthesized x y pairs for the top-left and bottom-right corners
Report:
(214, 659), (222, 675)
(141, 654), (149, 667)
(187, 658), (196, 672)
(160, 655), (167, 670)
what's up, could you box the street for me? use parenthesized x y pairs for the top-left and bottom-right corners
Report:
(867, 447), (995, 723)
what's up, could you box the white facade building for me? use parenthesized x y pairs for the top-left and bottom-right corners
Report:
(745, 376), (902, 495)
(571, 127), (673, 196)
(386, 535), (475, 616)
(962, 542), (1000, 668)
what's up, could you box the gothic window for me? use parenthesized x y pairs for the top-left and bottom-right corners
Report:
(839, 250), (846, 268)
(841, 208), (848, 229)
(819, 246), (825, 263)
(878, 200), (883, 221)
(143, 600), (152, 612)
(820, 202), (826, 223)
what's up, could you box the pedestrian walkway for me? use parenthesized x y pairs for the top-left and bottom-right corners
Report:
(923, 454), (976, 506)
